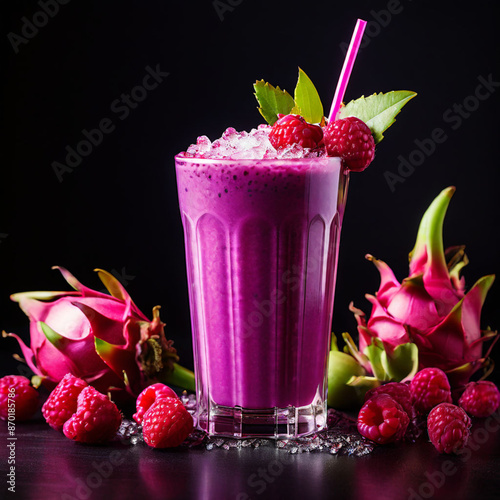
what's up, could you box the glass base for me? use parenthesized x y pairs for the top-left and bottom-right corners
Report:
(197, 401), (327, 439)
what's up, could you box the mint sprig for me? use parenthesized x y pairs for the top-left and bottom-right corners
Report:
(339, 91), (417, 144)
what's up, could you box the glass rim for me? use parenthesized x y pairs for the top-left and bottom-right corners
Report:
(174, 154), (343, 165)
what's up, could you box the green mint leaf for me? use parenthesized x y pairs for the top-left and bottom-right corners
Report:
(339, 90), (417, 144)
(253, 80), (295, 125)
(293, 68), (324, 124)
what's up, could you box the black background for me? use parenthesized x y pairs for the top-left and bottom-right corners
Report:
(1, 0), (499, 380)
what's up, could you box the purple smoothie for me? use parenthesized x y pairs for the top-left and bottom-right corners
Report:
(176, 156), (348, 416)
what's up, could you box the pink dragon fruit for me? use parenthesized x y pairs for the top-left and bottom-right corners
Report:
(5, 267), (194, 398)
(351, 187), (497, 390)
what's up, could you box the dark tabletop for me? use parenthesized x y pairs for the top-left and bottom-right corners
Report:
(2, 412), (500, 500)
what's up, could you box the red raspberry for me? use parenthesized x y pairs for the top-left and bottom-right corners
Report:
(42, 373), (88, 430)
(323, 116), (375, 171)
(63, 386), (122, 443)
(133, 383), (178, 424)
(357, 394), (409, 444)
(427, 403), (471, 454)
(364, 382), (413, 418)
(142, 397), (194, 448)
(410, 368), (452, 414)
(269, 114), (323, 150)
(0, 375), (39, 421)
(459, 381), (500, 418)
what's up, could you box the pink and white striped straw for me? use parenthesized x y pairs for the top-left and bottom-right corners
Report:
(328, 19), (367, 122)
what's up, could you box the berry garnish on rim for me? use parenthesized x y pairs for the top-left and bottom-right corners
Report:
(269, 114), (323, 150)
(254, 67), (416, 171)
(324, 116), (375, 171)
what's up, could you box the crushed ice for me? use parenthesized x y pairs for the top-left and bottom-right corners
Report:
(180, 126), (326, 160)
(118, 404), (375, 456)
(117, 419), (143, 445)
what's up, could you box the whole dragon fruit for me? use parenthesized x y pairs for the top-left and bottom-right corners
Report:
(5, 267), (194, 398)
(351, 187), (497, 390)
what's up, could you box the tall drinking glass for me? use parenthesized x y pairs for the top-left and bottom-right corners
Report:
(175, 155), (349, 438)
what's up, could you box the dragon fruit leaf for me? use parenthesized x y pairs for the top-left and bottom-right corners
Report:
(159, 363), (196, 392)
(346, 375), (381, 390)
(53, 266), (95, 294)
(469, 328), (498, 352)
(10, 291), (80, 303)
(341, 332), (371, 371)
(449, 253), (468, 294)
(349, 301), (367, 327)
(409, 186), (455, 279)
(364, 341), (390, 381)
(365, 254), (400, 297)
(71, 302), (127, 346)
(445, 245), (468, 272)
(9, 294), (55, 324)
(380, 342), (419, 382)
(2, 331), (41, 376)
(31, 375), (44, 388)
(39, 321), (70, 350)
(420, 275), (494, 360)
(53, 266), (121, 302)
(331, 332), (339, 351)
(94, 269), (149, 322)
(94, 337), (141, 391)
(461, 274), (495, 345)
(94, 268), (129, 302)
(38, 321), (81, 375)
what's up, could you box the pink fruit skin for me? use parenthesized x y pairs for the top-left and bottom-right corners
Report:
(8, 267), (177, 397)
